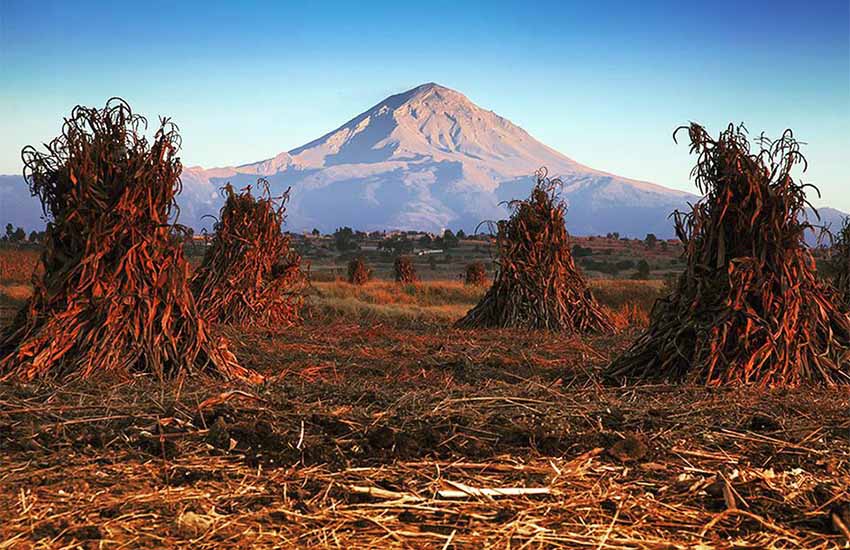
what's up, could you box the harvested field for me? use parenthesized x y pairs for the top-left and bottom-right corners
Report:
(1, 280), (848, 548)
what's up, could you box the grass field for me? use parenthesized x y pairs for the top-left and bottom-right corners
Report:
(0, 246), (848, 548)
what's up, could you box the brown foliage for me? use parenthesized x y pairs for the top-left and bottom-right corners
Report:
(829, 218), (850, 307)
(464, 261), (488, 286)
(347, 257), (372, 285)
(609, 303), (650, 331)
(393, 256), (417, 284)
(455, 168), (614, 333)
(608, 123), (850, 386)
(0, 99), (258, 381)
(192, 181), (307, 328)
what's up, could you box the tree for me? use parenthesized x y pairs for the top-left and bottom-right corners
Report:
(12, 227), (26, 243)
(572, 244), (592, 258)
(442, 229), (459, 249)
(633, 260), (651, 280)
(311, 228), (320, 237)
(456, 229), (466, 239)
(333, 227), (358, 251)
(418, 234), (433, 248)
(4, 223), (13, 240)
(644, 233), (658, 249)
(381, 235), (414, 255)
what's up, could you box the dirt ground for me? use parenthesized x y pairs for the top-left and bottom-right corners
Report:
(1, 317), (849, 549)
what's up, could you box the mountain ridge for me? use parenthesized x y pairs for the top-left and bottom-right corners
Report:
(1, 83), (844, 238)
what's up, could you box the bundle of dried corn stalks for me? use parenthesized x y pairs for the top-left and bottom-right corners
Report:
(192, 181), (306, 328)
(456, 169), (614, 333)
(393, 255), (417, 284)
(348, 257), (371, 285)
(829, 218), (850, 307)
(0, 99), (257, 381)
(464, 262), (489, 286)
(608, 123), (850, 386)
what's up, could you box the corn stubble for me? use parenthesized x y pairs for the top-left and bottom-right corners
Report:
(348, 257), (372, 285)
(0, 99), (258, 381)
(393, 255), (417, 284)
(608, 123), (850, 386)
(455, 169), (614, 333)
(830, 218), (850, 308)
(192, 181), (307, 328)
(464, 261), (489, 286)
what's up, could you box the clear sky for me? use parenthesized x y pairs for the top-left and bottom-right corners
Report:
(1, 0), (848, 208)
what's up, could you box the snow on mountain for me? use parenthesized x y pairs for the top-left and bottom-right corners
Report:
(178, 82), (695, 237)
(1, 83), (843, 239)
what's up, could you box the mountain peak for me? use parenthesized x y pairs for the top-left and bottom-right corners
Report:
(410, 81), (445, 92)
(402, 82), (454, 97)
(371, 82), (469, 115)
(401, 82), (472, 109)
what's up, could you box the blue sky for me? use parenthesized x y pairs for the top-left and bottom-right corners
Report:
(1, 0), (848, 208)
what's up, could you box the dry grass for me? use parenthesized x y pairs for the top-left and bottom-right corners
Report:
(309, 281), (482, 326)
(0, 269), (665, 332)
(0, 248), (39, 284)
(0, 284), (33, 304)
(590, 279), (665, 313)
(13, 260), (653, 343)
(0, 271), (663, 334)
(307, 279), (663, 329)
(313, 280), (484, 307)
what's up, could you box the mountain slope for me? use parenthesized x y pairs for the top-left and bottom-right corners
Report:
(1, 83), (843, 239)
(178, 83), (694, 237)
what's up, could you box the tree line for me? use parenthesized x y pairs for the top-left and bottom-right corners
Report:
(1, 224), (46, 244)
(331, 227), (472, 255)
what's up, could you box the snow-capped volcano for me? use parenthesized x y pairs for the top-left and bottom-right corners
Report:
(10, 82), (840, 238)
(175, 82), (695, 236)
(0, 83), (842, 237)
